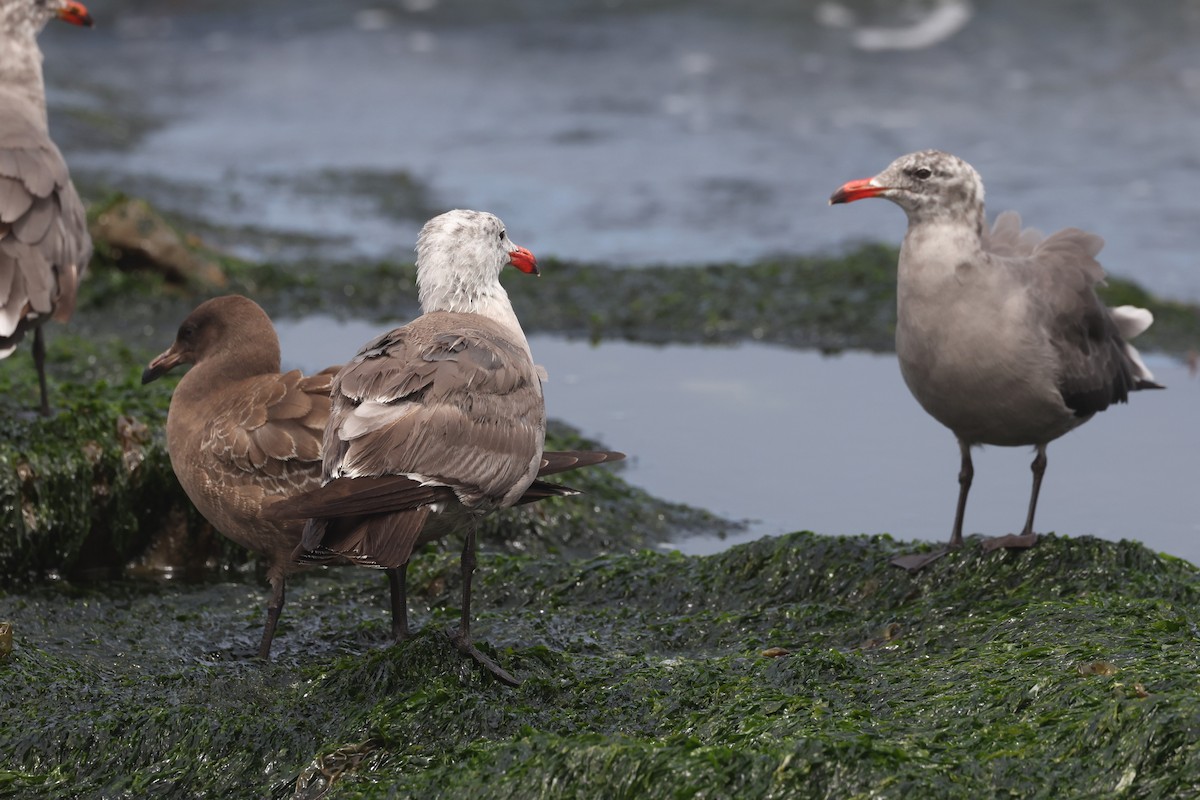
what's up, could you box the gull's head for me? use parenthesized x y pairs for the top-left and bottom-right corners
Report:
(416, 209), (538, 313)
(830, 149), (985, 224)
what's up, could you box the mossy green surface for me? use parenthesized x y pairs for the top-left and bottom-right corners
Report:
(3, 534), (1199, 798)
(0, 337), (190, 582)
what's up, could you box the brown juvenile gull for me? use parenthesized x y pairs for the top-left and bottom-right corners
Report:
(830, 150), (1162, 571)
(0, 0), (93, 415)
(141, 295), (386, 659)
(265, 209), (622, 684)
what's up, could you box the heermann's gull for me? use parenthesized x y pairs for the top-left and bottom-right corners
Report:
(830, 150), (1162, 570)
(266, 209), (613, 686)
(0, 0), (93, 415)
(145, 295), (621, 660)
(141, 295), (377, 658)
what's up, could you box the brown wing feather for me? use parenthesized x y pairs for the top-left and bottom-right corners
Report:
(263, 474), (454, 520)
(538, 450), (625, 476)
(266, 450), (623, 521)
(201, 369), (329, 494)
(298, 506), (432, 569)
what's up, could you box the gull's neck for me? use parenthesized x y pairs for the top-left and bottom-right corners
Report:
(419, 273), (532, 358)
(0, 22), (50, 128)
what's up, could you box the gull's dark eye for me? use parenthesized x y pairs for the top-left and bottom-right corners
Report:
(499, 229), (506, 241)
(913, 167), (933, 180)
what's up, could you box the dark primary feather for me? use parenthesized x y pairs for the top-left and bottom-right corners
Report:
(538, 450), (625, 475)
(266, 450), (624, 521)
(299, 506), (433, 569)
(996, 223), (1159, 418)
(277, 452), (624, 569)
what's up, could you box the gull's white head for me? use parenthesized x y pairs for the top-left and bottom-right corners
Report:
(416, 209), (538, 316)
(0, 0), (93, 38)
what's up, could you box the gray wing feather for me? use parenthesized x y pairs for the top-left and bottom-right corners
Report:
(0, 92), (92, 349)
(992, 221), (1152, 416)
(0, 176), (34, 222)
(325, 311), (545, 509)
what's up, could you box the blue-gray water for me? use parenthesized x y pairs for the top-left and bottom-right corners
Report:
(38, 0), (1200, 559)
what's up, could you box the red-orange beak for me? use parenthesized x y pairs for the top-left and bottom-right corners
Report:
(508, 246), (539, 276)
(829, 178), (885, 205)
(56, 0), (94, 27)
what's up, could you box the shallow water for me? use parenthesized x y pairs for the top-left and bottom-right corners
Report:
(277, 317), (1200, 564)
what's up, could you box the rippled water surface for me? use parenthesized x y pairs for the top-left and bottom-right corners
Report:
(46, 0), (1200, 297)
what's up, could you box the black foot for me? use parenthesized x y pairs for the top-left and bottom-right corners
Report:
(982, 532), (1039, 553)
(452, 632), (520, 687)
(890, 549), (951, 571)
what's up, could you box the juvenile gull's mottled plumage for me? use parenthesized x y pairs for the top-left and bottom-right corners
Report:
(831, 150), (1162, 570)
(141, 295), (380, 659)
(266, 209), (622, 685)
(0, 0), (93, 415)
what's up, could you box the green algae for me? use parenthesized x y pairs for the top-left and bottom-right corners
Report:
(79, 238), (1200, 358)
(0, 333), (712, 583)
(0, 342), (189, 582)
(3, 534), (1200, 798)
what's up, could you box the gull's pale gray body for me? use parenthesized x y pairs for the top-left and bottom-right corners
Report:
(832, 150), (1160, 569)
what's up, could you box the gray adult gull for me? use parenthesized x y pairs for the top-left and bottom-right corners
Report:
(265, 209), (623, 685)
(830, 150), (1162, 571)
(0, 0), (93, 415)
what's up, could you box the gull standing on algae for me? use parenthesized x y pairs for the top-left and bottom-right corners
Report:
(0, 0), (94, 415)
(831, 150), (1162, 571)
(267, 210), (622, 685)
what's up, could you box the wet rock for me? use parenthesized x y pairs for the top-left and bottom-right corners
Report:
(90, 195), (228, 289)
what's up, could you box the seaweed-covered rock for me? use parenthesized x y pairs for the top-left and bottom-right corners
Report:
(2, 534), (1198, 798)
(0, 350), (192, 581)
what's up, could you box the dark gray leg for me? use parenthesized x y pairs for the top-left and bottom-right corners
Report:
(983, 445), (1045, 552)
(258, 576), (285, 660)
(387, 565), (409, 641)
(892, 439), (973, 571)
(949, 439), (974, 550)
(451, 526), (519, 686)
(33, 326), (50, 417)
